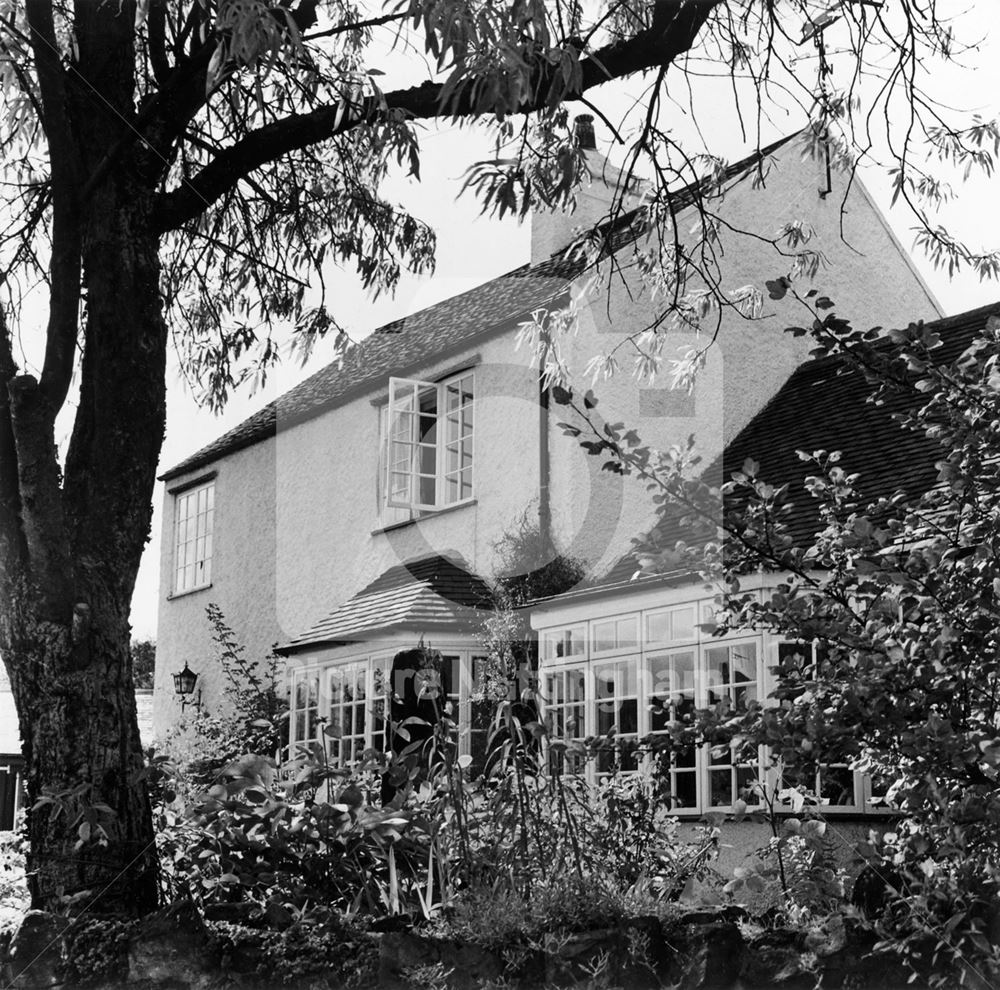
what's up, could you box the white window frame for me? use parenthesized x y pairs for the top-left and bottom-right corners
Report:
(770, 641), (884, 815)
(382, 370), (475, 514)
(172, 479), (214, 595)
(590, 613), (640, 658)
(644, 604), (698, 648)
(288, 649), (488, 771)
(536, 603), (883, 815)
(541, 625), (587, 662)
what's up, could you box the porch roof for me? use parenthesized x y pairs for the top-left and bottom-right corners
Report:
(276, 554), (493, 654)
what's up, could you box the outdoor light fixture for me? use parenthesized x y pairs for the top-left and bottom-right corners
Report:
(172, 662), (202, 712)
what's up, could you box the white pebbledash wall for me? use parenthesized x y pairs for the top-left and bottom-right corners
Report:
(153, 138), (942, 740)
(545, 141), (942, 579)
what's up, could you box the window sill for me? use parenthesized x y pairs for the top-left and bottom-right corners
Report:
(371, 498), (477, 536)
(166, 582), (213, 601)
(667, 807), (900, 821)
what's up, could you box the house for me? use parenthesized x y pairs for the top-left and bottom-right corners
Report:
(153, 120), (944, 800)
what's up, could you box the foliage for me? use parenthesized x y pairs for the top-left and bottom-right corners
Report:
(562, 299), (1000, 984)
(0, 831), (27, 934)
(130, 639), (156, 691)
(491, 506), (587, 607)
(437, 874), (631, 952)
(163, 605), (288, 790)
(208, 917), (379, 986)
(154, 627), (716, 935)
(479, 509), (586, 711)
(160, 740), (430, 921)
(725, 804), (847, 921)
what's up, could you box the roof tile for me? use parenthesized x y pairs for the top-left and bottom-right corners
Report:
(277, 554), (493, 652)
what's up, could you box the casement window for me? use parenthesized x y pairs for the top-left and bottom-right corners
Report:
(645, 605), (697, 646)
(647, 649), (698, 809)
(290, 659), (388, 760)
(541, 626), (586, 661)
(380, 371), (474, 515)
(173, 480), (214, 594)
(543, 667), (586, 774)
(592, 615), (639, 656)
(291, 668), (321, 747)
(704, 642), (764, 809)
(539, 627), (768, 811)
(289, 650), (489, 774)
(774, 642), (885, 813)
(594, 659), (640, 775)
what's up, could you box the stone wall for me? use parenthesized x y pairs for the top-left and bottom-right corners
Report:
(0, 901), (945, 990)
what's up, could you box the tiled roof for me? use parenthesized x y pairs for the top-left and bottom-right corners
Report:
(595, 301), (1000, 590)
(276, 554), (493, 653)
(160, 134), (799, 482)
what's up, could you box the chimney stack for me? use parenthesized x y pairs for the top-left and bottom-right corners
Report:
(573, 114), (596, 151)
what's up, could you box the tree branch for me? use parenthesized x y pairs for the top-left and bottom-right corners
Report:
(147, 0), (172, 85)
(0, 310), (27, 608)
(25, 0), (81, 418)
(8, 374), (72, 621)
(153, 0), (720, 233)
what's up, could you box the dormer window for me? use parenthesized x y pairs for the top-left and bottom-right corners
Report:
(381, 371), (474, 513)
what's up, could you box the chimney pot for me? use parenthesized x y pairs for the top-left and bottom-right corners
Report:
(573, 114), (596, 151)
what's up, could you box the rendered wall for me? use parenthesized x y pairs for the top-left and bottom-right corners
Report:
(544, 145), (943, 578)
(154, 334), (543, 738)
(154, 435), (280, 741)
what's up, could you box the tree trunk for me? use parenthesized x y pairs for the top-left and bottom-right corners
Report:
(0, 168), (167, 915)
(5, 609), (157, 914)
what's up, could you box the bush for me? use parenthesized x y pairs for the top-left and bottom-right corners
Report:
(437, 874), (631, 952)
(163, 749), (432, 923)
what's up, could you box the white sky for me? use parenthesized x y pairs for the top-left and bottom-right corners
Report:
(15, 4), (1000, 641)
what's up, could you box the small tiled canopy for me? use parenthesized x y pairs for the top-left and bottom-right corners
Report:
(276, 554), (493, 653)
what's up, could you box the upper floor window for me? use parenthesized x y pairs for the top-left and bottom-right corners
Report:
(381, 371), (474, 514)
(174, 480), (214, 594)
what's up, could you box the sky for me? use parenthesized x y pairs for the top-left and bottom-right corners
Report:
(14, 2), (1000, 642)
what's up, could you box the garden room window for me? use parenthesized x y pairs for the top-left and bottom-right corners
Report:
(173, 479), (214, 594)
(594, 659), (640, 776)
(773, 642), (873, 813)
(381, 371), (474, 514)
(543, 667), (586, 774)
(541, 626), (586, 661)
(646, 649), (698, 810)
(289, 651), (488, 775)
(591, 615), (639, 656)
(645, 606), (696, 646)
(704, 642), (764, 809)
(536, 610), (783, 813)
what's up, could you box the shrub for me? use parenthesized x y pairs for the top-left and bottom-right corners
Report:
(165, 749), (432, 923)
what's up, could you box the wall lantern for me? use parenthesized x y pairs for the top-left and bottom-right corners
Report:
(172, 662), (202, 713)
